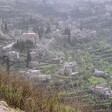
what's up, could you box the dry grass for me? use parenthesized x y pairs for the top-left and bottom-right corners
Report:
(0, 69), (79, 112)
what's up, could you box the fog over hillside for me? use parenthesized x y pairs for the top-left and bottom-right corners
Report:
(1, 0), (112, 112)
(51, 0), (111, 3)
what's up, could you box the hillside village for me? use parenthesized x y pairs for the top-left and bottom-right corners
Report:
(1, 0), (112, 111)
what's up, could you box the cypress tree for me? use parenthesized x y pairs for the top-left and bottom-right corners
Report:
(26, 50), (31, 67)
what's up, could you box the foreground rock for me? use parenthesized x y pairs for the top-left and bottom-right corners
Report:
(0, 101), (23, 112)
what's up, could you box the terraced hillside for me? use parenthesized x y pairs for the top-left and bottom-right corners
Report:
(34, 38), (112, 111)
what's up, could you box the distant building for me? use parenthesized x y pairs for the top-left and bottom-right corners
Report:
(0, 5), (13, 11)
(71, 29), (97, 43)
(23, 69), (52, 81)
(64, 61), (77, 70)
(20, 32), (39, 45)
(26, 69), (41, 76)
(94, 69), (107, 77)
(7, 51), (19, 61)
(59, 61), (78, 75)
(92, 83), (112, 97)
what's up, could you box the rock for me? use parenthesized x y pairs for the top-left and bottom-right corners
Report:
(0, 101), (23, 112)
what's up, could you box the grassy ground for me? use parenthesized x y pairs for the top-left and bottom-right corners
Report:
(88, 76), (106, 84)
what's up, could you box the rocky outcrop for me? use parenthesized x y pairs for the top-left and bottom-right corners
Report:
(0, 101), (23, 112)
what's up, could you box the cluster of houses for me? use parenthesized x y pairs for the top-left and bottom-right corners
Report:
(72, 29), (97, 42)
(20, 32), (39, 45)
(91, 83), (112, 98)
(19, 69), (51, 82)
(89, 68), (112, 97)
(1, 0), (112, 108)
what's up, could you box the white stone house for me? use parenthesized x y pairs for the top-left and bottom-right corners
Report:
(92, 83), (112, 97)
(26, 70), (41, 76)
(7, 51), (19, 61)
(94, 69), (107, 77)
(59, 61), (78, 75)
(64, 61), (77, 71)
(20, 32), (39, 45)
(25, 69), (51, 81)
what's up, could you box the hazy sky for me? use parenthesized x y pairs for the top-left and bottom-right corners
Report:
(53, 0), (111, 3)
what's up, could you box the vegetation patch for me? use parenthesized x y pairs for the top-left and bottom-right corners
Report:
(88, 76), (106, 84)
